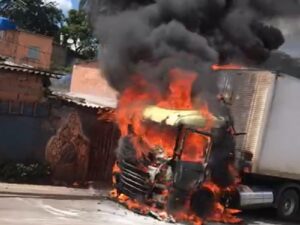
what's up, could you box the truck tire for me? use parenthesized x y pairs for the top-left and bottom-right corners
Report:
(277, 189), (299, 220)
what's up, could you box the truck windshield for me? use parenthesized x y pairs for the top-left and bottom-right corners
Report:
(180, 130), (210, 163)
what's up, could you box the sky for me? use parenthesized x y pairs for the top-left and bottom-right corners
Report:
(44, 0), (79, 13)
(271, 17), (300, 57)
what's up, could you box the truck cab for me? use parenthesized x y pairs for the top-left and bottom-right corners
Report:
(113, 106), (227, 212)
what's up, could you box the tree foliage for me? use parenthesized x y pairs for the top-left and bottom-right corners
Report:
(0, 1), (98, 59)
(60, 9), (98, 59)
(0, 0), (64, 37)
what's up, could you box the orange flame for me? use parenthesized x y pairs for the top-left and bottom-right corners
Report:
(114, 68), (214, 159)
(202, 182), (242, 224)
(211, 64), (243, 71)
(158, 69), (196, 109)
(111, 67), (241, 224)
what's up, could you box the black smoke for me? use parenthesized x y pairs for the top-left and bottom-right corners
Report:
(250, 0), (300, 17)
(82, 0), (300, 95)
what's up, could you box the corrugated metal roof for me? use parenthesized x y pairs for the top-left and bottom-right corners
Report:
(0, 62), (64, 78)
(51, 91), (117, 109)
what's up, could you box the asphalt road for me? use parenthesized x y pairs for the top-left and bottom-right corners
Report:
(0, 193), (298, 225)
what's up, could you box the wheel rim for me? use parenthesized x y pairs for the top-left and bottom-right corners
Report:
(282, 197), (296, 216)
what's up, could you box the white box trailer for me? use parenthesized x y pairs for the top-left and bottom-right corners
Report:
(220, 69), (300, 219)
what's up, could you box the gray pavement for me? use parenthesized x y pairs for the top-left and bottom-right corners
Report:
(0, 183), (298, 225)
(0, 194), (169, 225)
(0, 182), (104, 199)
(0, 193), (298, 225)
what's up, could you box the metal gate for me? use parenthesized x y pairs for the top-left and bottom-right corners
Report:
(88, 121), (120, 184)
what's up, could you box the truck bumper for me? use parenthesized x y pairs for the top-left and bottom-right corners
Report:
(237, 185), (274, 208)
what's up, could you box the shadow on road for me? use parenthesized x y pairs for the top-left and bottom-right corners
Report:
(241, 208), (300, 225)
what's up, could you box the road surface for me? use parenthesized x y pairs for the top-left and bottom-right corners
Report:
(0, 193), (298, 225)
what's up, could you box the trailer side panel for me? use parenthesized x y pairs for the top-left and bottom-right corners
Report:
(257, 75), (300, 180)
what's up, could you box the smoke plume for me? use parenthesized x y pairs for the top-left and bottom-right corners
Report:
(84, 0), (300, 95)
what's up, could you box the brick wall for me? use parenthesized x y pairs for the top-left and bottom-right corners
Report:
(0, 30), (53, 69)
(0, 71), (44, 102)
(16, 31), (53, 69)
(0, 30), (18, 58)
(70, 62), (117, 99)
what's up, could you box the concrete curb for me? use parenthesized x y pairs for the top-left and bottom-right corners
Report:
(0, 183), (108, 199)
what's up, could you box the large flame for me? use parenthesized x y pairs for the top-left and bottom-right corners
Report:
(110, 68), (241, 224)
(114, 68), (214, 159)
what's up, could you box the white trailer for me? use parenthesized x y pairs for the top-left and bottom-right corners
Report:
(220, 69), (300, 220)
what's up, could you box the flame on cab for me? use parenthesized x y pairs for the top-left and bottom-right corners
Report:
(109, 67), (241, 224)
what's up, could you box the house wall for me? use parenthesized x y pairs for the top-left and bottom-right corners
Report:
(0, 30), (18, 57)
(16, 31), (53, 69)
(0, 69), (51, 163)
(0, 97), (119, 184)
(0, 112), (53, 162)
(0, 71), (44, 102)
(0, 68), (119, 184)
(70, 62), (117, 99)
(0, 30), (53, 69)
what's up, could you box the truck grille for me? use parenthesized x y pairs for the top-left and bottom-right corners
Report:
(116, 160), (151, 200)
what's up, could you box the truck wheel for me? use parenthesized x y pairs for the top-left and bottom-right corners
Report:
(277, 189), (299, 220)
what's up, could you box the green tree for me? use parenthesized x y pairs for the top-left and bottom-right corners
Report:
(0, 0), (64, 37)
(60, 9), (98, 59)
(0, 0), (26, 11)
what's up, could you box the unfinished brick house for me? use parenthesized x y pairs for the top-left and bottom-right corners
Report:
(70, 61), (117, 107)
(0, 60), (120, 185)
(0, 30), (53, 69)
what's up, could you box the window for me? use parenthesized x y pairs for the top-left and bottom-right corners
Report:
(28, 46), (40, 60)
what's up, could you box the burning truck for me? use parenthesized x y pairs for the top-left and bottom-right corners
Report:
(109, 68), (300, 224)
(84, 0), (300, 224)
(109, 68), (240, 224)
